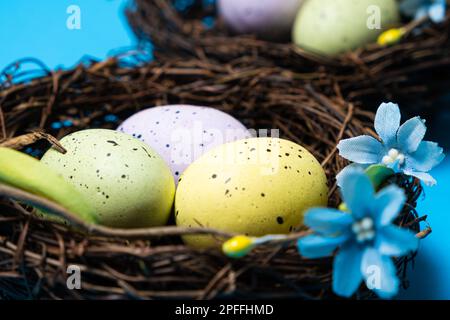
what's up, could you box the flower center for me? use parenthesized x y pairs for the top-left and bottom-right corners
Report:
(382, 148), (405, 166)
(352, 217), (375, 243)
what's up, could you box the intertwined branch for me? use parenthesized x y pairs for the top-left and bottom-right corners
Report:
(126, 0), (450, 115)
(0, 52), (424, 299)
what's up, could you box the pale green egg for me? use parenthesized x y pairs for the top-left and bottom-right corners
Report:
(41, 129), (175, 228)
(175, 138), (328, 248)
(293, 0), (400, 56)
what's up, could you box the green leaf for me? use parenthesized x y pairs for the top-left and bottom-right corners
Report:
(365, 165), (395, 191)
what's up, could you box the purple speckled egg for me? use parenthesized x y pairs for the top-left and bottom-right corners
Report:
(117, 105), (251, 184)
(218, 0), (304, 40)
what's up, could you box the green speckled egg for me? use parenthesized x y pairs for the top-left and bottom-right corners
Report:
(175, 138), (328, 248)
(293, 0), (400, 56)
(41, 129), (175, 228)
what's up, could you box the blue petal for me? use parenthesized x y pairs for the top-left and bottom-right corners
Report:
(406, 141), (445, 172)
(376, 225), (419, 257)
(337, 136), (384, 164)
(404, 170), (437, 186)
(361, 248), (399, 299)
(397, 117), (427, 153)
(332, 242), (364, 298)
(429, 2), (446, 23)
(339, 168), (375, 219)
(304, 208), (353, 236)
(374, 102), (401, 147)
(415, 6), (429, 20)
(373, 185), (406, 226)
(336, 164), (369, 188)
(297, 234), (348, 259)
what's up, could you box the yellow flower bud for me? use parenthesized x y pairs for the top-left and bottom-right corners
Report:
(377, 28), (406, 46)
(222, 235), (255, 258)
(338, 203), (349, 212)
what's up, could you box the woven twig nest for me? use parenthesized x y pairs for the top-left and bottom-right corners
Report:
(126, 0), (450, 115)
(0, 53), (426, 299)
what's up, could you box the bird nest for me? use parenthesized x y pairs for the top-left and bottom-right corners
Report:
(0, 53), (426, 299)
(126, 0), (450, 115)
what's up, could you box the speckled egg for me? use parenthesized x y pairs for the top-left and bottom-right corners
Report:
(175, 137), (328, 248)
(117, 105), (251, 184)
(218, 0), (304, 40)
(293, 0), (400, 56)
(40, 129), (175, 228)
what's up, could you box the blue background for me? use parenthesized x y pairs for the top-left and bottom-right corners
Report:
(1, 0), (449, 300)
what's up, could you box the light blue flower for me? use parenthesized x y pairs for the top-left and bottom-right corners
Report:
(297, 169), (419, 299)
(400, 0), (447, 23)
(337, 102), (445, 186)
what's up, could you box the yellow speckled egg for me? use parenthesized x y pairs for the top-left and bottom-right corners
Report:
(293, 0), (400, 56)
(41, 129), (175, 228)
(175, 138), (328, 248)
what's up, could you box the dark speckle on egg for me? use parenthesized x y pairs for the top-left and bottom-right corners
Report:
(276, 216), (284, 225)
(107, 140), (119, 146)
(141, 147), (152, 158)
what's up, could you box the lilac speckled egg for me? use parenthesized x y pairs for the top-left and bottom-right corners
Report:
(218, 0), (304, 40)
(117, 105), (251, 184)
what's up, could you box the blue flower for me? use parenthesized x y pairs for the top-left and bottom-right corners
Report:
(337, 102), (445, 186)
(297, 169), (419, 299)
(400, 0), (447, 23)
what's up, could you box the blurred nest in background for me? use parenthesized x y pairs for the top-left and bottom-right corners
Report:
(0, 52), (426, 299)
(126, 0), (450, 116)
